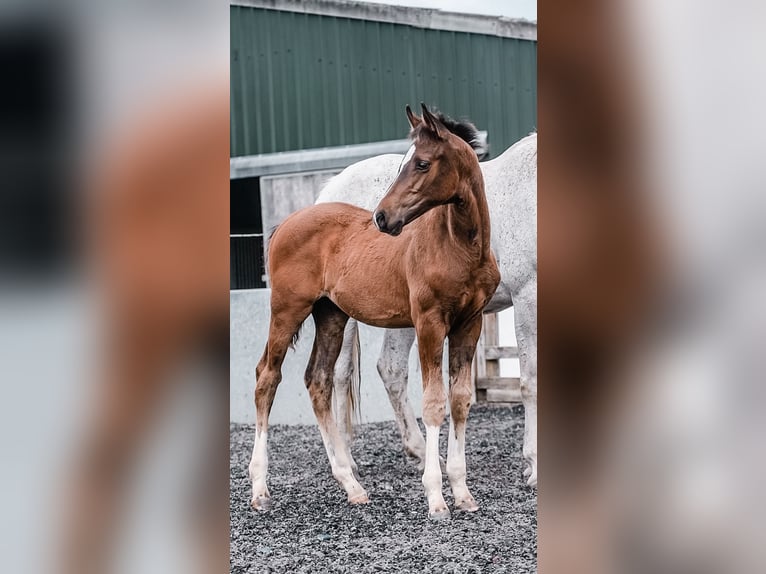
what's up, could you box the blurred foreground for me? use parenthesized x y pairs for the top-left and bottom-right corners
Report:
(540, 0), (766, 572)
(0, 2), (229, 573)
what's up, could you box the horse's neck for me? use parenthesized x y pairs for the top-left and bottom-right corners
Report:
(440, 169), (493, 262)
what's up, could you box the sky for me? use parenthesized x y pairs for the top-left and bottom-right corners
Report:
(353, 0), (537, 21)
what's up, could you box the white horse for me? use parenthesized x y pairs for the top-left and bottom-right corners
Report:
(317, 127), (538, 487)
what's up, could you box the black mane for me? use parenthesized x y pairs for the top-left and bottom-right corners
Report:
(432, 111), (481, 152)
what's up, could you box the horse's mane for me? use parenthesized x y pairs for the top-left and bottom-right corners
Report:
(421, 110), (481, 152)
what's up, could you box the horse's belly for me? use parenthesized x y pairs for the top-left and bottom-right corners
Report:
(329, 287), (412, 329)
(485, 283), (513, 313)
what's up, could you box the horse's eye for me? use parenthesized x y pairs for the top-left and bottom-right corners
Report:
(415, 160), (430, 171)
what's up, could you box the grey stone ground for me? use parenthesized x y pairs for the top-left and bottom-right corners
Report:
(230, 404), (536, 573)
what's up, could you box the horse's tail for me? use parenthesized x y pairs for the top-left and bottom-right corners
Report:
(344, 321), (362, 436)
(290, 322), (303, 350)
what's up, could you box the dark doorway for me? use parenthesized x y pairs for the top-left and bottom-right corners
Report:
(230, 177), (266, 289)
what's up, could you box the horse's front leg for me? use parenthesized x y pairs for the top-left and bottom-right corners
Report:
(447, 316), (484, 512)
(414, 314), (449, 519)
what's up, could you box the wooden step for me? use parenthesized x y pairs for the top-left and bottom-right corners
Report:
(486, 388), (523, 402)
(476, 376), (520, 390)
(483, 346), (519, 360)
(475, 377), (522, 402)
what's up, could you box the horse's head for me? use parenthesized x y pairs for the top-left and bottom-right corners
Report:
(372, 103), (479, 236)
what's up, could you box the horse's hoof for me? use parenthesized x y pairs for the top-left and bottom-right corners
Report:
(251, 496), (272, 511)
(526, 472), (537, 488)
(428, 506), (451, 521)
(523, 465), (532, 478)
(348, 492), (370, 505)
(454, 497), (479, 512)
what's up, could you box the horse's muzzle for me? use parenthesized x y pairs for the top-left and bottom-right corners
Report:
(373, 210), (403, 236)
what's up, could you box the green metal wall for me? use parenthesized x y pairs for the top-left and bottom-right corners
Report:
(231, 5), (537, 158)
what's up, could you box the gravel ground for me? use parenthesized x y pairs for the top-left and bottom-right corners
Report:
(230, 404), (536, 573)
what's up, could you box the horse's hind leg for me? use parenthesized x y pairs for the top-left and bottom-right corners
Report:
(514, 278), (538, 487)
(307, 298), (368, 504)
(249, 299), (313, 510)
(377, 328), (427, 466)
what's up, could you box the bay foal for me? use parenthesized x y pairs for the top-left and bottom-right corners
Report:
(250, 104), (500, 519)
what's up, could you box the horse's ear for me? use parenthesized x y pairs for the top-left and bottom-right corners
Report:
(420, 102), (446, 139)
(405, 105), (421, 129)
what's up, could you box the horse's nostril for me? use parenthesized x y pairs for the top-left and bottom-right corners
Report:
(374, 210), (387, 230)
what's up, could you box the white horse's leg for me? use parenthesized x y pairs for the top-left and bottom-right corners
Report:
(313, 418), (368, 503)
(377, 328), (427, 464)
(514, 278), (538, 487)
(333, 320), (360, 477)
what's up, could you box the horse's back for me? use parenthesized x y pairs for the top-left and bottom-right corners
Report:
(270, 202), (372, 257)
(484, 132), (537, 189)
(279, 201), (371, 231)
(317, 155), (403, 210)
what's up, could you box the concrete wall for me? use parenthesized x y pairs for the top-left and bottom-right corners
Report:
(230, 289), (425, 425)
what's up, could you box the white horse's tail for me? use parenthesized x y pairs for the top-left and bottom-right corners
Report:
(345, 321), (362, 435)
(334, 320), (362, 438)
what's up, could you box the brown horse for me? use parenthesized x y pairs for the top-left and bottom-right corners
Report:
(250, 103), (500, 519)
